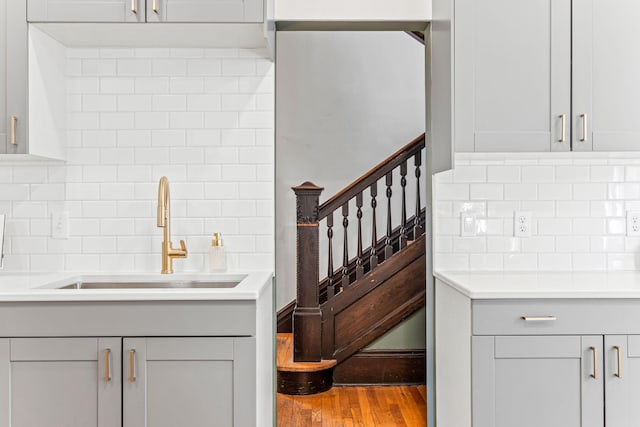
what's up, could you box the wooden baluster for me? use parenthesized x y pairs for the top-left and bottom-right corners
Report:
(414, 151), (423, 238)
(355, 192), (364, 279)
(384, 172), (393, 260)
(326, 212), (335, 298)
(341, 202), (350, 289)
(370, 182), (378, 270)
(291, 182), (324, 362)
(399, 161), (408, 248)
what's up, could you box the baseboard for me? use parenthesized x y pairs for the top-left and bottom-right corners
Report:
(277, 301), (294, 333)
(333, 349), (425, 385)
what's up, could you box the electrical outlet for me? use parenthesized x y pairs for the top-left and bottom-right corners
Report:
(514, 211), (532, 237)
(460, 213), (477, 237)
(51, 211), (69, 240)
(627, 211), (640, 236)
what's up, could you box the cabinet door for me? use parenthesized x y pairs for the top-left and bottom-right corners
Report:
(0, 337), (121, 427)
(27, 0), (143, 22)
(123, 337), (256, 427)
(604, 335), (640, 426)
(573, 0), (640, 151)
(454, 0), (571, 152)
(472, 336), (602, 427)
(146, 0), (262, 23)
(2, 0), (27, 155)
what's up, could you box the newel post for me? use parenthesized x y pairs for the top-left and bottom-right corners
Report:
(292, 181), (324, 362)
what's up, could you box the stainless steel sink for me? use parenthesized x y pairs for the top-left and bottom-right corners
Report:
(59, 281), (240, 290)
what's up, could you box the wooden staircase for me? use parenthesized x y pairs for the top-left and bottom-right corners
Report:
(277, 133), (426, 395)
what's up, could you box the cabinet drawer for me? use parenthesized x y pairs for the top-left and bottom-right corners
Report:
(473, 299), (640, 335)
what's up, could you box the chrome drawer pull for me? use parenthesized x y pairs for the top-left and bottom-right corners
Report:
(520, 316), (557, 322)
(589, 346), (597, 379)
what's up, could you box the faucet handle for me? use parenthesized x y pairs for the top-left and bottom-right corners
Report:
(179, 239), (188, 254)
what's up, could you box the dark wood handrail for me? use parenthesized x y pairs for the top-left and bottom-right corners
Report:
(318, 133), (425, 219)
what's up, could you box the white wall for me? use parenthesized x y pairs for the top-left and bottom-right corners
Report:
(435, 152), (640, 271)
(275, 0), (431, 22)
(275, 31), (425, 309)
(0, 46), (274, 273)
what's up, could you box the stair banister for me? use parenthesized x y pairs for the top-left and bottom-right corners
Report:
(291, 182), (324, 362)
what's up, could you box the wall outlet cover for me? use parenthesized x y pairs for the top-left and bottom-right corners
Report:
(627, 211), (640, 236)
(514, 211), (532, 238)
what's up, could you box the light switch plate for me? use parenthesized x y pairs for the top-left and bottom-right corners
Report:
(460, 213), (477, 237)
(51, 211), (69, 240)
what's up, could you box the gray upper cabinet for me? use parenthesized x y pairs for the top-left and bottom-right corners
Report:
(472, 335), (603, 427)
(146, 0), (262, 23)
(451, 0), (640, 153)
(123, 337), (256, 427)
(572, 0), (640, 151)
(28, 0), (263, 23)
(0, 338), (122, 427)
(454, 0), (571, 152)
(1, 0), (28, 155)
(27, 0), (143, 22)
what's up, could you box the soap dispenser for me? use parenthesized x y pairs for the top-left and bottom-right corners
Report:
(208, 232), (227, 272)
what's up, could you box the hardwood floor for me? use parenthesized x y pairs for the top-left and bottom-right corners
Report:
(277, 385), (427, 426)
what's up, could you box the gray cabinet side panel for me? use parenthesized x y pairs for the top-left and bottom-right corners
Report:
(0, 0), (7, 153)
(0, 339), (8, 427)
(6, 0), (27, 154)
(429, 0), (453, 172)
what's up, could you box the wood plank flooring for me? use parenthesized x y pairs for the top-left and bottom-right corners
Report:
(277, 385), (427, 426)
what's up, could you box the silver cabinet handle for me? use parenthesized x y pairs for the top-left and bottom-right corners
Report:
(520, 316), (557, 321)
(580, 113), (588, 142)
(103, 349), (112, 382)
(589, 346), (598, 379)
(614, 345), (622, 378)
(128, 349), (136, 382)
(10, 116), (17, 145)
(131, 0), (137, 13)
(153, 0), (159, 14)
(559, 114), (566, 143)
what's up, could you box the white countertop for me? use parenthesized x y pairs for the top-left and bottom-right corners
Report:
(435, 271), (640, 299)
(0, 271), (273, 302)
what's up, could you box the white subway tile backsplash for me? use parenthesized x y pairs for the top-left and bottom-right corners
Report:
(0, 47), (273, 273)
(436, 153), (640, 272)
(470, 184), (503, 200)
(487, 166), (520, 183)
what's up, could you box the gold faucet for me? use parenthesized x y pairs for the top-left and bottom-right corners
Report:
(157, 176), (187, 274)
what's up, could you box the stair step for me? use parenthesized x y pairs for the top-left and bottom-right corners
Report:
(276, 333), (337, 372)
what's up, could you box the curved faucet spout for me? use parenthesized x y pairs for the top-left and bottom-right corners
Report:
(157, 176), (187, 274)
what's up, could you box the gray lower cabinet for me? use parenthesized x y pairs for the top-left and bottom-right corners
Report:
(472, 335), (603, 427)
(123, 337), (256, 427)
(1, 0), (28, 155)
(0, 336), (255, 427)
(0, 337), (122, 427)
